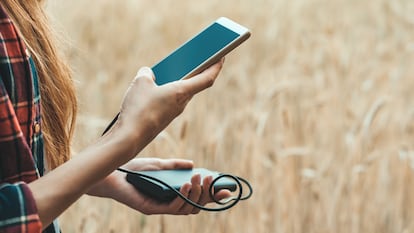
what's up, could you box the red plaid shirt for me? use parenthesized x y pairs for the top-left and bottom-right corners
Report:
(0, 5), (58, 233)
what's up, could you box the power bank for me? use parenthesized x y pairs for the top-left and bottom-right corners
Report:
(126, 168), (237, 202)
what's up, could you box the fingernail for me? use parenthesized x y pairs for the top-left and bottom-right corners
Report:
(186, 184), (192, 193)
(193, 174), (201, 184)
(137, 67), (153, 77)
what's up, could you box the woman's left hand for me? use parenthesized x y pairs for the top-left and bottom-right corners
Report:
(87, 158), (231, 215)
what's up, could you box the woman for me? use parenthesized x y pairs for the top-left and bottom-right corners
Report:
(0, 1), (228, 232)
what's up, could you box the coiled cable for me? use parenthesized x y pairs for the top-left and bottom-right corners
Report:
(103, 114), (253, 211)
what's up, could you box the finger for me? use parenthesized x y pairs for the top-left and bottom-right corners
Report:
(180, 59), (224, 96)
(158, 159), (194, 170)
(195, 175), (213, 209)
(167, 183), (192, 214)
(122, 158), (194, 171)
(190, 174), (209, 214)
(179, 174), (202, 214)
(135, 66), (155, 82)
(214, 189), (233, 201)
(189, 174), (203, 214)
(198, 176), (233, 204)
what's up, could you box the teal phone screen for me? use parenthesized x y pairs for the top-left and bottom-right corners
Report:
(152, 23), (239, 85)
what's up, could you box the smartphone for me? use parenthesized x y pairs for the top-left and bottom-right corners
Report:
(101, 17), (250, 135)
(126, 168), (237, 202)
(152, 17), (251, 85)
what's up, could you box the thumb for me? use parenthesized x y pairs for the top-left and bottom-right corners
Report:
(136, 67), (156, 82)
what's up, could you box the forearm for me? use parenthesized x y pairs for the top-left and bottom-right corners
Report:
(27, 61), (223, 228)
(28, 124), (152, 228)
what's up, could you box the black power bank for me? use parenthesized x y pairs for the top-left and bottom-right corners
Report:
(126, 168), (237, 202)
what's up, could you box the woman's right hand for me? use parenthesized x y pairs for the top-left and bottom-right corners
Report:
(112, 58), (224, 158)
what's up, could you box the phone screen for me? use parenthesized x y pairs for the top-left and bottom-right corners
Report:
(152, 22), (240, 85)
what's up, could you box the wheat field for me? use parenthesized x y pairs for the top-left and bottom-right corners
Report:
(46, 0), (414, 232)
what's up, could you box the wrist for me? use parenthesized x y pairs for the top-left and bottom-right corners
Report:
(99, 120), (141, 162)
(86, 171), (118, 198)
(107, 113), (161, 158)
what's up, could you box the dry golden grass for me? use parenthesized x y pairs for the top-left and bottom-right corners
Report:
(46, 0), (414, 232)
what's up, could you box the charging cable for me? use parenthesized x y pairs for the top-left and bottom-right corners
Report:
(103, 114), (253, 211)
(118, 167), (252, 211)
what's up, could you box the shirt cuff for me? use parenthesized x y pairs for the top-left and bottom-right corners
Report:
(0, 182), (42, 232)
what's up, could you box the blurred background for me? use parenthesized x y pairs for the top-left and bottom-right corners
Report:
(46, 0), (414, 232)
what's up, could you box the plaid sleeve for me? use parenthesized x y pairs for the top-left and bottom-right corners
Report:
(0, 9), (43, 233)
(0, 66), (42, 233)
(0, 183), (42, 233)
(0, 78), (42, 233)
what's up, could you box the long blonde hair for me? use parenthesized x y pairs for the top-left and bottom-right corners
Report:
(1, 0), (77, 169)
